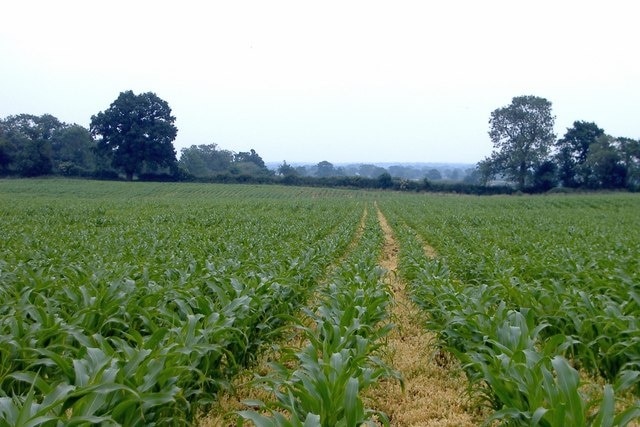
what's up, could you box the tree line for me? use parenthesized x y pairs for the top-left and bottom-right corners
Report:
(272, 161), (471, 181)
(1, 91), (638, 193)
(0, 90), (476, 188)
(479, 95), (640, 192)
(0, 91), (274, 182)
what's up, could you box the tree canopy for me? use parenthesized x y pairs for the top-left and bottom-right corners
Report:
(0, 114), (59, 176)
(231, 149), (271, 176)
(0, 114), (98, 177)
(584, 136), (628, 188)
(555, 121), (605, 187)
(482, 95), (556, 190)
(2, 90), (638, 193)
(90, 91), (178, 180)
(315, 161), (337, 178)
(178, 143), (234, 177)
(178, 145), (272, 178)
(277, 161), (297, 177)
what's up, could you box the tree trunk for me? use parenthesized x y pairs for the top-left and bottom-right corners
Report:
(518, 161), (526, 190)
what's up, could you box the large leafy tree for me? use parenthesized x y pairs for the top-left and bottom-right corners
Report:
(615, 137), (640, 189)
(0, 114), (100, 177)
(231, 149), (271, 176)
(315, 160), (336, 178)
(178, 143), (234, 177)
(0, 114), (63, 176)
(51, 124), (97, 176)
(555, 121), (605, 187)
(0, 123), (12, 174)
(90, 91), (178, 180)
(483, 95), (556, 190)
(277, 161), (297, 177)
(584, 135), (627, 188)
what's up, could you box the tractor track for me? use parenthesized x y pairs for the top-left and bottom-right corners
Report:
(370, 205), (481, 426)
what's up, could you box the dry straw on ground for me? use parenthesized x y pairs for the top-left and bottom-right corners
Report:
(368, 207), (483, 426)
(201, 207), (485, 426)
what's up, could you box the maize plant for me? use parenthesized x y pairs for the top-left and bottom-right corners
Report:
(238, 203), (400, 426)
(381, 194), (640, 425)
(0, 180), (365, 425)
(1, 179), (639, 426)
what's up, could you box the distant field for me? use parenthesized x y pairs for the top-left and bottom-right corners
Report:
(1, 179), (638, 425)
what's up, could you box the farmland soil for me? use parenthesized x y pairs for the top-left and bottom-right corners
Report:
(370, 206), (483, 426)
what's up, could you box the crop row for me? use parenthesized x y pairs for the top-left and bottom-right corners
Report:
(238, 205), (400, 426)
(0, 179), (374, 202)
(380, 194), (640, 425)
(0, 190), (363, 425)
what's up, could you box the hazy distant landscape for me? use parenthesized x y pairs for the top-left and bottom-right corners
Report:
(266, 161), (475, 181)
(1, 92), (638, 195)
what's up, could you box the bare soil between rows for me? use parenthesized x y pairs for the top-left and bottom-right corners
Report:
(201, 207), (484, 426)
(199, 208), (370, 426)
(371, 206), (482, 426)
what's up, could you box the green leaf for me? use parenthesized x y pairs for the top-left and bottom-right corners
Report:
(140, 389), (178, 410)
(591, 384), (614, 427)
(241, 399), (267, 408)
(613, 405), (640, 427)
(303, 413), (321, 427)
(614, 370), (640, 393)
(344, 377), (363, 427)
(65, 415), (118, 426)
(111, 398), (138, 421)
(237, 410), (277, 427)
(6, 372), (51, 395)
(551, 356), (585, 425)
(41, 383), (75, 409)
(531, 407), (549, 426)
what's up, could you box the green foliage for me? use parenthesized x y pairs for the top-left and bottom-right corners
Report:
(555, 121), (605, 188)
(0, 115), (106, 178)
(178, 145), (273, 180)
(90, 90), (178, 180)
(0, 114), (61, 176)
(585, 136), (628, 189)
(484, 95), (557, 190)
(178, 143), (234, 177)
(2, 180), (639, 425)
(383, 193), (640, 425)
(617, 137), (640, 189)
(0, 180), (365, 425)
(234, 149), (268, 170)
(315, 161), (337, 178)
(277, 161), (298, 177)
(50, 124), (97, 176)
(238, 205), (399, 426)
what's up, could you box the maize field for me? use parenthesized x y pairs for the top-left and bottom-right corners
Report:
(0, 179), (639, 426)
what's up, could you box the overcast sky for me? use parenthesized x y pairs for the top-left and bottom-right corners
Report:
(1, 1), (638, 164)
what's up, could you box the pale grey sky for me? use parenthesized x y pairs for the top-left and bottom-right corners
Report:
(1, 0), (638, 164)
